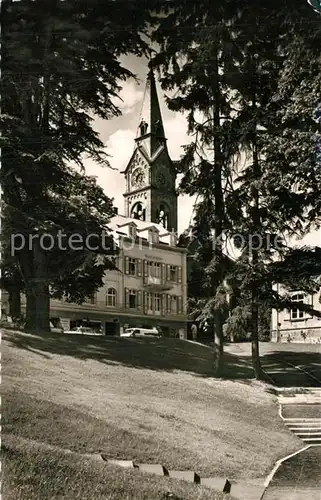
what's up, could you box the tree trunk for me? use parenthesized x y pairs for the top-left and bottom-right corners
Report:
(250, 91), (264, 380)
(25, 284), (37, 331)
(8, 288), (21, 319)
(212, 50), (225, 375)
(33, 237), (50, 332)
(18, 238), (50, 332)
(251, 291), (264, 378)
(214, 313), (224, 372)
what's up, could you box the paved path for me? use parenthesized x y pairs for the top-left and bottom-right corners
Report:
(225, 341), (321, 387)
(225, 343), (321, 499)
(172, 342), (321, 498)
(262, 486), (321, 499)
(262, 447), (321, 499)
(263, 389), (321, 499)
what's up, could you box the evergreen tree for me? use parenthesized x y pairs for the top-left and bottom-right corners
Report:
(152, 0), (245, 374)
(154, 0), (321, 378)
(0, 0), (155, 331)
(225, 0), (321, 377)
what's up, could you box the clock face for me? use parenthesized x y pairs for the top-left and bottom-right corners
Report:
(131, 168), (145, 188)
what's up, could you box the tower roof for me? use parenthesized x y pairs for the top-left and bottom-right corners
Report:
(135, 66), (167, 158)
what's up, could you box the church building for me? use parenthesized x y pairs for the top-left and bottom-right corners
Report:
(13, 67), (188, 337)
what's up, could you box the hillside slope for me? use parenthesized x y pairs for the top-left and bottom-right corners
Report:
(2, 330), (302, 498)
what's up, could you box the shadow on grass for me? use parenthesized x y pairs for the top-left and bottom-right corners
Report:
(4, 329), (320, 386)
(260, 351), (321, 387)
(2, 329), (255, 381)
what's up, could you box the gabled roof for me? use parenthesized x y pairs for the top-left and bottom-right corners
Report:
(137, 225), (159, 233)
(111, 214), (165, 233)
(107, 214), (179, 248)
(118, 221), (137, 228)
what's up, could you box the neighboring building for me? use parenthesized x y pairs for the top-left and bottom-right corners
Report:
(3, 66), (188, 337)
(271, 283), (321, 343)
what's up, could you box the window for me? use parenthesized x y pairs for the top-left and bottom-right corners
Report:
(129, 290), (137, 308)
(129, 258), (137, 276)
(147, 261), (154, 277)
(146, 292), (153, 310)
(291, 293), (304, 320)
(129, 225), (136, 238)
(147, 261), (161, 278)
(106, 288), (116, 307)
(149, 229), (159, 244)
(169, 265), (178, 282)
(131, 202), (145, 221)
(170, 296), (177, 314)
(154, 293), (161, 312)
(86, 293), (97, 304)
(154, 262), (161, 278)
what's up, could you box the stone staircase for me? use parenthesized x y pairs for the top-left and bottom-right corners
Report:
(278, 388), (321, 445)
(262, 390), (321, 499)
(278, 388), (321, 405)
(283, 418), (321, 445)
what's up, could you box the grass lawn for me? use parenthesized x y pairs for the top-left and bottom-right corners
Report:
(2, 330), (302, 498)
(2, 434), (230, 500)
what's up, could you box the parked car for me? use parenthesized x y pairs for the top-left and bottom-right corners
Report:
(64, 326), (102, 335)
(120, 328), (161, 338)
(50, 322), (64, 334)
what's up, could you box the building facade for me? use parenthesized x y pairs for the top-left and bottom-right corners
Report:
(271, 283), (321, 343)
(47, 216), (187, 336)
(3, 66), (188, 337)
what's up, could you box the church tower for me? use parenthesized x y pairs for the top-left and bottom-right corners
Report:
(122, 66), (178, 233)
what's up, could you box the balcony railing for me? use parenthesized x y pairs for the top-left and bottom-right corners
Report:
(143, 276), (173, 291)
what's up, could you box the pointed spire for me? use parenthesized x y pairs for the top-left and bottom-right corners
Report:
(136, 60), (166, 157)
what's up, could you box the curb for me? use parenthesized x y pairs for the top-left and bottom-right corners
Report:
(260, 445), (311, 499)
(100, 456), (236, 495)
(278, 403), (285, 421)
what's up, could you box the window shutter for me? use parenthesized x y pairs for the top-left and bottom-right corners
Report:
(177, 296), (183, 314)
(125, 288), (129, 308)
(137, 259), (142, 277)
(166, 264), (171, 281)
(125, 256), (129, 274)
(308, 294), (313, 318)
(173, 296), (178, 315)
(161, 263), (166, 284)
(166, 294), (171, 314)
(137, 290), (142, 310)
(143, 259), (148, 283)
(143, 292), (148, 314)
(178, 266), (182, 283)
(161, 294), (166, 316)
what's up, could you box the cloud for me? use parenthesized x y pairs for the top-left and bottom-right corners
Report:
(114, 81), (144, 116)
(83, 129), (135, 210)
(165, 113), (190, 160)
(106, 129), (136, 170)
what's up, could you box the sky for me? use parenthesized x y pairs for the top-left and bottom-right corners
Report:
(84, 54), (320, 248)
(84, 55), (196, 235)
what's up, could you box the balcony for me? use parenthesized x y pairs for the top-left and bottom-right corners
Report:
(143, 276), (173, 291)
